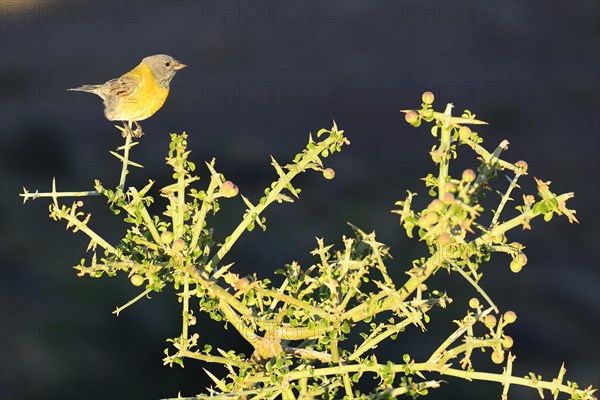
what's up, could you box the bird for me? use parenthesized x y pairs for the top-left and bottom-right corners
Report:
(68, 54), (186, 137)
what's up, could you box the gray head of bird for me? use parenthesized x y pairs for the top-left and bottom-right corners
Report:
(143, 54), (186, 87)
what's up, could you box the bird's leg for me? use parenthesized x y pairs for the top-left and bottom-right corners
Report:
(115, 121), (143, 138)
(119, 121), (132, 138)
(132, 121), (144, 138)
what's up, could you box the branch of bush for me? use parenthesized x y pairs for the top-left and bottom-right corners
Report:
(20, 93), (596, 399)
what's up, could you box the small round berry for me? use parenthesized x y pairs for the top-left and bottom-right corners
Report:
(444, 182), (456, 193)
(469, 298), (480, 309)
(462, 169), (476, 183)
(76, 201), (84, 207)
(510, 253), (527, 273)
(405, 110), (419, 124)
(515, 253), (528, 266)
(491, 350), (505, 364)
(510, 259), (523, 273)
(419, 212), (439, 227)
(458, 126), (472, 141)
(502, 335), (514, 349)
(161, 231), (174, 245)
(172, 238), (185, 252)
(130, 274), (144, 287)
(442, 192), (455, 204)
(484, 315), (497, 329)
(428, 199), (444, 213)
(221, 181), (239, 198)
(237, 277), (250, 290)
(422, 91), (435, 105)
(503, 311), (517, 324)
(437, 233), (452, 247)
(323, 168), (335, 180)
(515, 160), (528, 173)
(491, 233), (504, 244)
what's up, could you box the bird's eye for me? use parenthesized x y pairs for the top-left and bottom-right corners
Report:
(165, 61), (171, 67)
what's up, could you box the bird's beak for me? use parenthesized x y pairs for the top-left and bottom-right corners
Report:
(174, 61), (187, 70)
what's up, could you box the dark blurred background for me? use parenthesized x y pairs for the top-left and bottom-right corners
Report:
(1, 1), (598, 399)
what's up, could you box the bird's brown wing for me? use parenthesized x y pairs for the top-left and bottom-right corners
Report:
(103, 76), (139, 99)
(101, 76), (140, 120)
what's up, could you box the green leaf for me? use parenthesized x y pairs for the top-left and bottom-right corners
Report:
(532, 202), (546, 214)
(403, 221), (415, 238)
(341, 321), (351, 334)
(317, 128), (329, 137)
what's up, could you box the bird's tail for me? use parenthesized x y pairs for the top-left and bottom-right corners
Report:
(67, 84), (102, 93)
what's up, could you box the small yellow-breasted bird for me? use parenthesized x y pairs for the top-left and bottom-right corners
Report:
(68, 54), (186, 137)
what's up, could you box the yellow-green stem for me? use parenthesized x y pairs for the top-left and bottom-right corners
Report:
(21, 190), (99, 202)
(240, 362), (592, 399)
(54, 206), (116, 253)
(348, 318), (414, 362)
(181, 273), (190, 352)
(139, 207), (161, 243)
(178, 349), (248, 368)
(112, 287), (153, 316)
(490, 172), (523, 228)
(174, 162), (186, 239)
(344, 192), (574, 323)
(190, 174), (220, 251)
(437, 125), (452, 199)
(119, 134), (133, 190)
(206, 139), (336, 271)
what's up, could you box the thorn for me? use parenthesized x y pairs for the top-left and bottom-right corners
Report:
(117, 141), (140, 150)
(51, 177), (59, 206)
(443, 103), (454, 116)
(114, 124), (127, 133)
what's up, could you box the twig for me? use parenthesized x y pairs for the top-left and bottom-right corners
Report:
(112, 132), (143, 191)
(490, 173), (523, 229)
(112, 287), (153, 316)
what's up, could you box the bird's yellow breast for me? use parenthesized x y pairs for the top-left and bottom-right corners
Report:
(115, 62), (170, 121)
